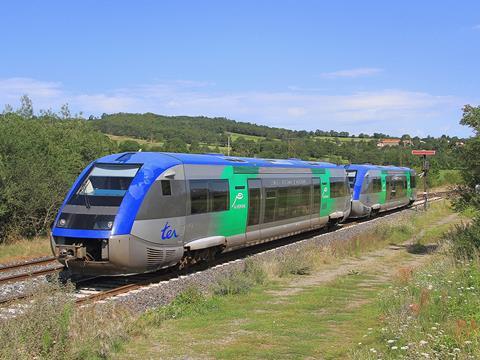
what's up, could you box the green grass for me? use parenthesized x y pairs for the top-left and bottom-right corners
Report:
(226, 132), (267, 142)
(314, 136), (376, 142)
(119, 274), (386, 360)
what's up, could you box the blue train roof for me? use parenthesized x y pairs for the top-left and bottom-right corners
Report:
(95, 152), (339, 170)
(346, 164), (413, 172)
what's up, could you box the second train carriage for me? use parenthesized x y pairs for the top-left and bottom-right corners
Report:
(51, 152), (351, 276)
(346, 164), (417, 218)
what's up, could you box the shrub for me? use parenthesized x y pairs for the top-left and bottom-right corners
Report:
(0, 281), (132, 359)
(446, 218), (480, 258)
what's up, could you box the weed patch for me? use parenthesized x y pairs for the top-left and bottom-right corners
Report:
(353, 256), (480, 359)
(0, 281), (133, 360)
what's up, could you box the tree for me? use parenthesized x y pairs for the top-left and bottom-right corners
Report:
(0, 113), (116, 240)
(17, 94), (33, 119)
(2, 104), (13, 115)
(60, 103), (71, 119)
(458, 105), (480, 209)
(119, 140), (141, 152)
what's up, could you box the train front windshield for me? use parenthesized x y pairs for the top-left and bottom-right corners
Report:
(68, 164), (140, 207)
(346, 170), (357, 190)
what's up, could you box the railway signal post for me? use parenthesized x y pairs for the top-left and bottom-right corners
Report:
(412, 150), (436, 210)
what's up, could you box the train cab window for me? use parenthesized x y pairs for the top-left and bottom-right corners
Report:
(68, 164), (140, 207)
(189, 179), (229, 214)
(347, 170), (357, 189)
(161, 180), (172, 196)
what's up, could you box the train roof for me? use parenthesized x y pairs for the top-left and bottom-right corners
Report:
(95, 152), (339, 170)
(346, 164), (413, 172)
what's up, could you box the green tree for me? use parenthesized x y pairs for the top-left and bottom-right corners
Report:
(0, 113), (116, 241)
(119, 140), (141, 152)
(457, 105), (480, 209)
(60, 103), (71, 119)
(17, 94), (33, 118)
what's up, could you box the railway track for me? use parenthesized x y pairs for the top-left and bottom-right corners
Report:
(0, 195), (448, 308)
(0, 256), (57, 274)
(0, 257), (63, 286)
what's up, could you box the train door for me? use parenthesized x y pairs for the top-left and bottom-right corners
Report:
(245, 179), (262, 243)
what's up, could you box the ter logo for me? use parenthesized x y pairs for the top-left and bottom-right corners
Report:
(161, 222), (178, 240)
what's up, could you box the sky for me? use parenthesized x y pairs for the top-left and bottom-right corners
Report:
(0, 1), (479, 137)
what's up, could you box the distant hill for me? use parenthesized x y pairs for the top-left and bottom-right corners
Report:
(91, 112), (461, 170)
(92, 112), (379, 146)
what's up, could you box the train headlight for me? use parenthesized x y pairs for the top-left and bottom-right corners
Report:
(58, 218), (66, 227)
(107, 221), (113, 229)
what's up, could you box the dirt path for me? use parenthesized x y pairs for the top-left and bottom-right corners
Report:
(269, 213), (459, 299)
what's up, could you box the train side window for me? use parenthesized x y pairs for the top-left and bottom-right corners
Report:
(330, 178), (348, 198)
(264, 189), (277, 223)
(210, 180), (229, 212)
(190, 180), (209, 214)
(372, 178), (382, 193)
(247, 184), (261, 226)
(410, 175), (416, 188)
(161, 180), (172, 196)
(312, 179), (321, 214)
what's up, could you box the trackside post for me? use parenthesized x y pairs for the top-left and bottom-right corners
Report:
(411, 150), (436, 210)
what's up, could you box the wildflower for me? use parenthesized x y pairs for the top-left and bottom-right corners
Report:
(453, 348), (461, 352)
(358, 342), (362, 345)
(465, 341), (472, 345)
(431, 326), (437, 330)
(391, 346), (398, 350)
(370, 348), (377, 353)
(401, 346), (409, 350)
(387, 339), (395, 344)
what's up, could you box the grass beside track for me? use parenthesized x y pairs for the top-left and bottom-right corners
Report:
(114, 201), (463, 360)
(0, 237), (50, 264)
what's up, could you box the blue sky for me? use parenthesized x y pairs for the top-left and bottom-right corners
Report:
(1, 1), (479, 137)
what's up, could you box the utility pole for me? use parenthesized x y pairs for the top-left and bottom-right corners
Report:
(227, 135), (231, 156)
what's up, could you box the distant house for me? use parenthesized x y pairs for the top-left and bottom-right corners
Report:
(377, 138), (401, 148)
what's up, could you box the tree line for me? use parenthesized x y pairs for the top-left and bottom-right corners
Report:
(0, 96), (472, 242)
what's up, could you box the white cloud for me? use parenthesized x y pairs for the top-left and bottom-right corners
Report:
(473, 24), (480, 30)
(0, 77), (467, 136)
(320, 67), (384, 79)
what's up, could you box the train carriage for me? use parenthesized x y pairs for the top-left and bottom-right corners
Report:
(346, 164), (417, 218)
(51, 152), (351, 276)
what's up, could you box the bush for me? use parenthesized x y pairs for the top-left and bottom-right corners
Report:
(446, 218), (480, 258)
